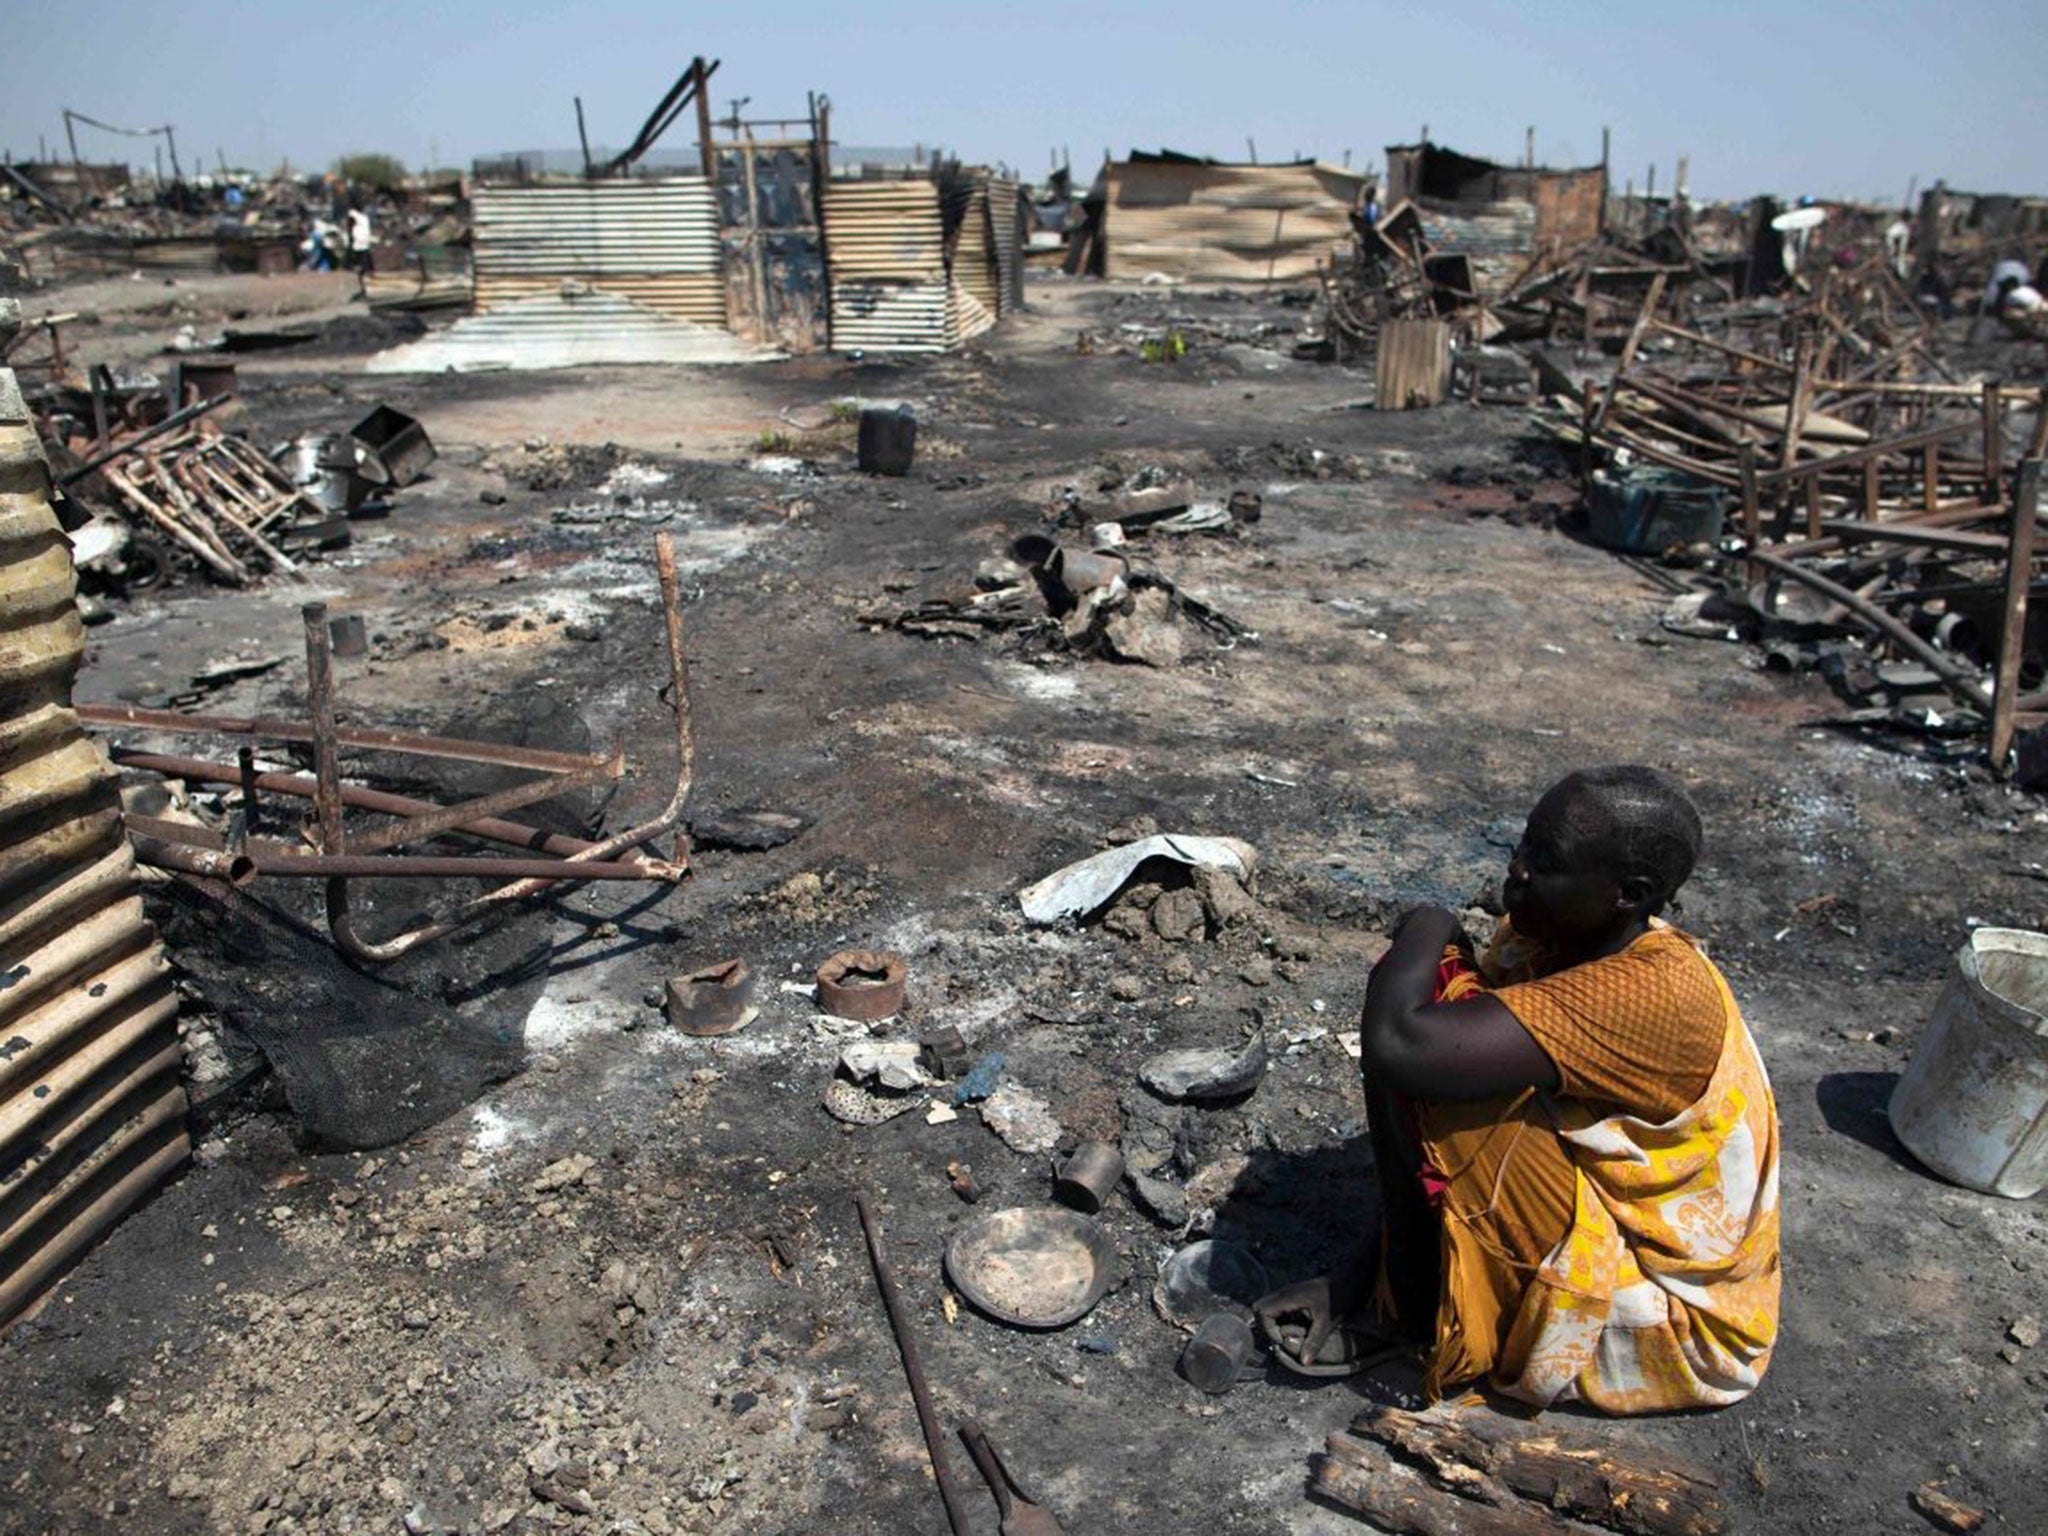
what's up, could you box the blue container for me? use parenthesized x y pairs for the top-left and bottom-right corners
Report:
(1586, 468), (1727, 554)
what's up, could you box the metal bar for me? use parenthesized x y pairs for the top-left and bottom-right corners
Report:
(104, 748), (682, 875)
(127, 830), (256, 887)
(1745, 548), (1992, 710)
(76, 702), (614, 775)
(58, 393), (231, 485)
(854, 1193), (973, 1536)
(343, 751), (624, 855)
(237, 746), (261, 834)
(1812, 520), (2009, 553)
(254, 852), (657, 881)
(322, 532), (696, 965)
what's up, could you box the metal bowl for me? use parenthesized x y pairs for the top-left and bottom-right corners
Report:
(944, 1206), (1116, 1330)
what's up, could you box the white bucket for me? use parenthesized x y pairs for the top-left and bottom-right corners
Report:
(1889, 927), (2048, 1198)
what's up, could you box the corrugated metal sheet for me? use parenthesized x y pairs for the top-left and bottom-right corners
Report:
(989, 177), (1024, 315)
(1374, 318), (1452, 410)
(473, 273), (727, 328)
(948, 280), (997, 347)
(824, 180), (947, 279)
(948, 181), (999, 315)
(825, 180), (950, 351)
(472, 180), (728, 329)
(365, 292), (781, 373)
(828, 281), (950, 354)
(0, 370), (185, 1326)
(1103, 161), (1365, 282)
(1412, 198), (1539, 299)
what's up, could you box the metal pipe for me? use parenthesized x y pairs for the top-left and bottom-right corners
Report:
(254, 852), (657, 881)
(78, 700), (613, 775)
(855, 1193), (973, 1536)
(342, 750), (623, 857)
(126, 831), (256, 887)
(57, 393), (230, 485)
(323, 532), (696, 964)
(1744, 548), (1993, 710)
(105, 748), (682, 876)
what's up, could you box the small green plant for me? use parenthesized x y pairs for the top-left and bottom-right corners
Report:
(334, 153), (407, 191)
(828, 399), (862, 424)
(1139, 329), (1189, 364)
(755, 429), (793, 452)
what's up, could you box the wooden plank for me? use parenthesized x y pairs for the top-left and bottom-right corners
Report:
(1812, 520), (2008, 553)
(1338, 1406), (1727, 1536)
(1984, 378), (2005, 507)
(1594, 271), (1666, 432)
(1739, 440), (1761, 570)
(1992, 459), (2042, 772)
(1316, 1440), (1571, 1535)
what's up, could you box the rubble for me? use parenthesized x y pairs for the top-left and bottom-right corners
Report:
(8, 77), (2048, 1536)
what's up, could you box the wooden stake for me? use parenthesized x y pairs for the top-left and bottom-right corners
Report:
(1991, 458), (2042, 772)
(1983, 377), (2005, 506)
(1740, 439), (1762, 577)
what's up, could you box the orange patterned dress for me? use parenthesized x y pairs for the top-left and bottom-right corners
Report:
(1418, 919), (1782, 1412)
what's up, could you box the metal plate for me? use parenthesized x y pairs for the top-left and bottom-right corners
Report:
(945, 1206), (1115, 1329)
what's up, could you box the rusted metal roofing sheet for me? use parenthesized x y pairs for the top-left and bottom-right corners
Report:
(0, 370), (185, 1326)
(1102, 160), (1365, 282)
(472, 180), (728, 328)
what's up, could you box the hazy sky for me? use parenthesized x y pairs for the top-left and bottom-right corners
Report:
(4, 1), (2041, 203)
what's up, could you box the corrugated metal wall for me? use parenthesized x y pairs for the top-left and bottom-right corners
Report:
(1102, 161), (1365, 282)
(0, 371), (185, 1326)
(990, 177), (1024, 315)
(472, 180), (729, 328)
(824, 180), (951, 353)
(1413, 200), (1540, 298)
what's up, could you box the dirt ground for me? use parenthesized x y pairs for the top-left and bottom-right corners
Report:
(3, 272), (2047, 1536)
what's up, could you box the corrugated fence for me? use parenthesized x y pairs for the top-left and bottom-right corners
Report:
(0, 370), (185, 1326)
(473, 180), (728, 328)
(1103, 161), (1365, 283)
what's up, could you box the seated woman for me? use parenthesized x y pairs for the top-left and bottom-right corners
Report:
(1257, 765), (1780, 1414)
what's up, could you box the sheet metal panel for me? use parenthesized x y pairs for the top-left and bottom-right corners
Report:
(1412, 198), (1539, 298)
(824, 181), (947, 281)
(1103, 160), (1365, 282)
(828, 282), (950, 353)
(990, 177), (1024, 315)
(472, 180), (723, 277)
(947, 180), (1000, 315)
(0, 371), (185, 1326)
(473, 273), (727, 327)
(1374, 318), (1452, 409)
(826, 180), (953, 351)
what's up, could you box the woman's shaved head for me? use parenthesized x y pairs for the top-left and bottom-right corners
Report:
(1533, 765), (1703, 914)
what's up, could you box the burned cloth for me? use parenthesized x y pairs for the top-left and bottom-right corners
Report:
(1412, 921), (1782, 1412)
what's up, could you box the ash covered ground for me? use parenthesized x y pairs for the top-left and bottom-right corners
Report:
(3, 273), (2046, 1535)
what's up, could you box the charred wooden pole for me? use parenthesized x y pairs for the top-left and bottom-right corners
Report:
(1991, 458), (2043, 772)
